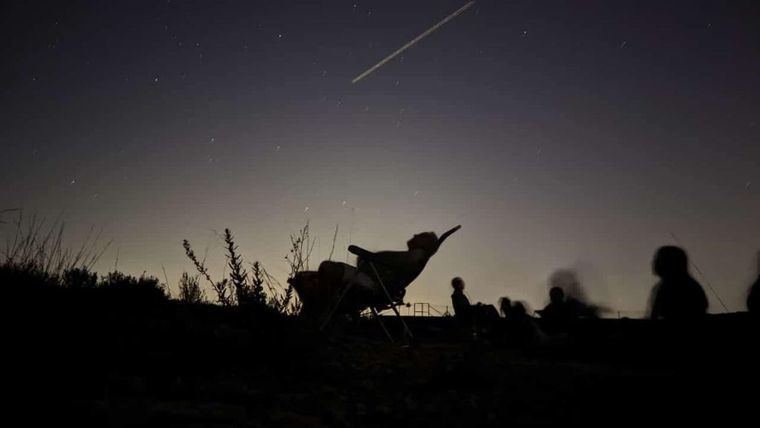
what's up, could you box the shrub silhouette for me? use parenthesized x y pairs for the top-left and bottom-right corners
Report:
(248, 260), (267, 307)
(223, 228), (267, 307)
(1, 211), (109, 279)
(183, 238), (233, 306)
(99, 271), (168, 304)
(182, 226), (306, 315)
(178, 272), (205, 304)
(1, 211), (112, 302)
(1, 212), (309, 315)
(63, 267), (98, 289)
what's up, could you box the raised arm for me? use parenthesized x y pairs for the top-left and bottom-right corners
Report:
(349, 245), (419, 268)
(348, 245), (374, 260)
(437, 225), (461, 247)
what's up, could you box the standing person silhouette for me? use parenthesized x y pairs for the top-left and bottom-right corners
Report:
(648, 246), (708, 320)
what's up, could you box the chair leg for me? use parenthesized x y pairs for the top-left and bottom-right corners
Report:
(368, 262), (414, 342)
(371, 307), (394, 343)
(319, 281), (354, 331)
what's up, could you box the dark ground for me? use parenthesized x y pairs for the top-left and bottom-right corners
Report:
(7, 290), (759, 427)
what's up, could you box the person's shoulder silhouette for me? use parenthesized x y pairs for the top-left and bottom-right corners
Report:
(749, 279), (760, 314)
(649, 246), (708, 320)
(748, 251), (760, 314)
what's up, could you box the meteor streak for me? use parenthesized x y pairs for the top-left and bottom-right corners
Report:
(351, 1), (476, 84)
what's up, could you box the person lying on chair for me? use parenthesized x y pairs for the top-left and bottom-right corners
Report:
(348, 225), (461, 305)
(290, 226), (462, 322)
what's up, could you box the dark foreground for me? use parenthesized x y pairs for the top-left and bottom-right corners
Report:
(9, 292), (759, 427)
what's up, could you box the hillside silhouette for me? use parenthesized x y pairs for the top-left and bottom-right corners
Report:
(3, 215), (759, 426)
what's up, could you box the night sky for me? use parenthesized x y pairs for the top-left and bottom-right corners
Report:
(2, 0), (758, 315)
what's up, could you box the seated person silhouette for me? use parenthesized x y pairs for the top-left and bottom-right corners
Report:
(648, 246), (708, 320)
(450, 277), (498, 331)
(748, 251), (760, 314)
(499, 296), (513, 319)
(537, 286), (574, 334)
(451, 277), (473, 321)
(499, 297), (542, 346)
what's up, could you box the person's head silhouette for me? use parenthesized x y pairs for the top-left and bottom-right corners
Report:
(499, 297), (512, 317)
(549, 286), (565, 304)
(512, 301), (527, 318)
(649, 245), (709, 319)
(653, 246), (689, 280)
(451, 277), (465, 292)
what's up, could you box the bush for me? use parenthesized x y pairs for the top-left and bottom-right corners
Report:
(63, 267), (98, 289)
(99, 271), (168, 304)
(182, 227), (304, 315)
(178, 272), (205, 304)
